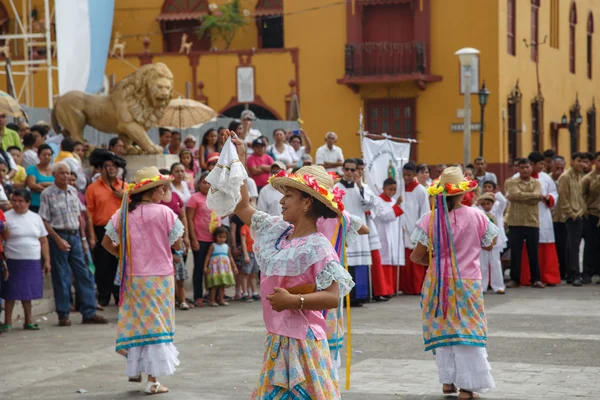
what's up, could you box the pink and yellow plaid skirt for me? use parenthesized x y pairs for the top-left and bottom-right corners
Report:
(252, 329), (341, 399)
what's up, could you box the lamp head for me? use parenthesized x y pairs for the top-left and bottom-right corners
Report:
(478, 81), (490, 106)
(561, 114), (568, 125)
(455, 47), (480, 67)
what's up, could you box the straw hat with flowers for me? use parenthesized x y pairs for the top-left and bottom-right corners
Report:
(268, 165), (345, 216)
(426, 166), (478, 197)
(127, 166), (173, 194)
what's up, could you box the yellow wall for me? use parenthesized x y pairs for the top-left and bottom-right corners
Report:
(498, 0), (599, 160)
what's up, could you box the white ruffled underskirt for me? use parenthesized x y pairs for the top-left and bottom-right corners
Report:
(435, 345), (495, 393)
(125, 343), (180, 378)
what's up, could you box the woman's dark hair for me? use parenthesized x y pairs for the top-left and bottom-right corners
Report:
(6, 146), (21, 154)
(37, 143), (53, 156)
(445, 195), (462, 213)
(179, 149), (194, 170)
(170, 162), (184, 174)
(201, 128), (217, 147)
(196, 170), (209, 192)
(159, 168), (170, 175)
(12, 188), (32, 203)
(159, 127), (171, 137)
(300, 191), (338, 219)
(228, 120), (242, 132)
(212, 225), (229, 240)
(128, 186), (161, 213)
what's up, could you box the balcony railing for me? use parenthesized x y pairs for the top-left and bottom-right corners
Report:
(344, 41), (426, 77)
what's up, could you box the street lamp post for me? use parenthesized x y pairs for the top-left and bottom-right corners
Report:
(455, 47), (480, 166)
(478, 81), (490, 157)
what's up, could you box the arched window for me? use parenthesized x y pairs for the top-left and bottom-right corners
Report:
(531, 0), (540, 61)
(587, 12), (594, 79)
(570, 2), (578, 74)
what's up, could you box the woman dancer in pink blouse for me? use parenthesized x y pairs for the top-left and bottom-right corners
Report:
(231, 132), (354, 399)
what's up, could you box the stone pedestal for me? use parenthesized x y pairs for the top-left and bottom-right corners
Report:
(124, 154), (179, 177)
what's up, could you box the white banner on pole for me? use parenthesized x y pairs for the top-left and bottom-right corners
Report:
(362, 137), (411, 196)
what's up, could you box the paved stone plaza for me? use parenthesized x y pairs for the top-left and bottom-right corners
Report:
(1, 284), (600, 399)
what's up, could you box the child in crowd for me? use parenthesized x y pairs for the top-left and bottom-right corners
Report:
(481, 180), (508, 253)
(183, 134), (199, 158)
(461, 166), (479, 206)
(7, 146), (26, 190)
(203, 226), (237, 307)
(477, 193), (506, 294)
(240, 222), (259, 302)
(179, 149), (198, 191)
(0, 160), (14, 199)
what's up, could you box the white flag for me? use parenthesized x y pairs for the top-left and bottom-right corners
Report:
(362, 137), (411, 196)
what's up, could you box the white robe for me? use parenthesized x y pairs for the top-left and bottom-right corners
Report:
(374, 196), (405, 266)
(401, 183), (430, 249)
(511, 172), (558, 243)
(492, 192), (508, 250)
(363, 185), (382, 251)
(335, 182), (374, 266)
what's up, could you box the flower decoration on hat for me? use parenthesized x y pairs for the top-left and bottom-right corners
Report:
(268, 170), (345, 213)
(127, 174), (171, 193)
(426, 177), (478, 197)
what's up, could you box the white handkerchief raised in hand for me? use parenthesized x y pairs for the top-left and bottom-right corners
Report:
(206, 136), (248, 216)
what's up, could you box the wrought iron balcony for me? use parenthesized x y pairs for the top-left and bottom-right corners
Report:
(344, 41), (426, 77)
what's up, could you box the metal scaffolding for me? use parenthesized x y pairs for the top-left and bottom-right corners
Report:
(0, 0), (54, 108)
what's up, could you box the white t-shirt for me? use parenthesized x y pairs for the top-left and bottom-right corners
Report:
(246, 177), (259, 199)
(256, 183), (283, 216)
(315, 144), (344, 175)
(267, 143), (299, 167)
(4, 209), (48, 260)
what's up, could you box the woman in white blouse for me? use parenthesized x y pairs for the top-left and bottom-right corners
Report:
(267, 129), (298, 170)
(170, 163), (192, 206)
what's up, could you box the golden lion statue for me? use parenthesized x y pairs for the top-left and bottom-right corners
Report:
(51, 62), (173, 155)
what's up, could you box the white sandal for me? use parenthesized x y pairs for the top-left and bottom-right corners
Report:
(144, 381), (169, 395)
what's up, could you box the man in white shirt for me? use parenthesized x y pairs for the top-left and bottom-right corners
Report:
(256, 161), (284, 216)
(241, 110), (262, 148)
(315, 132), (344, 175)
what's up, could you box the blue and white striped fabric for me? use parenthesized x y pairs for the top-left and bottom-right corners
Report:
(55, 0), (114, 95)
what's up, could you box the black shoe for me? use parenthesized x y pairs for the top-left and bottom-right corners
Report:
(582, 275), (592, 284)
(566, 279), (573, 284)
(572, 279), (583, 287)
(350, 301), (363, 308)
(373, 296), (390, 302)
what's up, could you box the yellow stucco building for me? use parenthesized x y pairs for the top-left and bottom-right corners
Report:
(1, 0), (599, 182)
